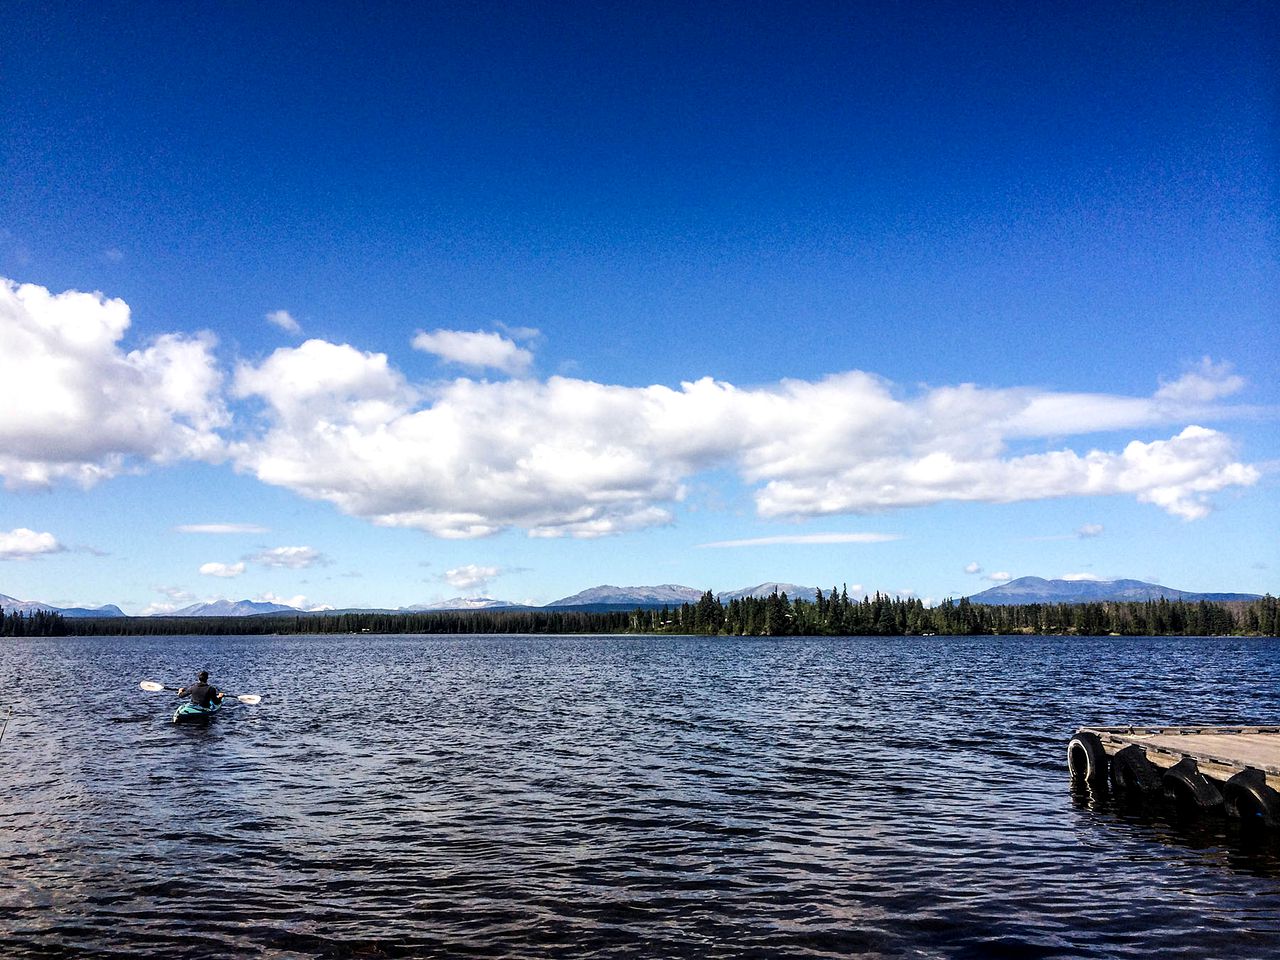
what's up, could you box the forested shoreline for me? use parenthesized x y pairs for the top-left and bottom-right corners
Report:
(6, 590), (1278, 638)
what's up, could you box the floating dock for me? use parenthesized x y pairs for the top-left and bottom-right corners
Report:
(1068, 725), (1280, 827)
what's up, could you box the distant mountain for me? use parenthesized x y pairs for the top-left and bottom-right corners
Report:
(718, 582), (820, 602)
(549, 584), (704, 606)
(59, 604), (127, 618)
(164, 599), (301, 617)
(0, 592), (126, 617)
(405, 597), (520, 611)
(967, 577), (1262, 606)
(1, 592), (59, 615)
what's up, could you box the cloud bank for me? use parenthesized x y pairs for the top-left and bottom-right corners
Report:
(232, 345), (1259, 537)
(5, 279), (1263, 540)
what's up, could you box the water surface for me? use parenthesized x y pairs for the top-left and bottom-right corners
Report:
(2, 633), (1278, 958)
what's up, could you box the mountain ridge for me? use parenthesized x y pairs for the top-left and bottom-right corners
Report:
(3, 577), (1268, 618)
(549, 584), (706, 606)
(966, 576), (1261, 605)
(0, 592), (125, 618)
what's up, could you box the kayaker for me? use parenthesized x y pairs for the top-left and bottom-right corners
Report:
(177, 671), (224, 708)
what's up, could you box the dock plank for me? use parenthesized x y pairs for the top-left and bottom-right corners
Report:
(1080, 726), (1280, 788)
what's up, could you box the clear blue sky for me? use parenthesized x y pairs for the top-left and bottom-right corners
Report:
(1, 1), (1275, 613)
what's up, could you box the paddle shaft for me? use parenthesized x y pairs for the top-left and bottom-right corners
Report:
(140, 681), (259, 705)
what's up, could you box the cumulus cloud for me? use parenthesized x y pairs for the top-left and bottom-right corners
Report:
(411, 329), (533, 375)
(698, 532), (901, 548)
(176, 523), (269, 534)
(985, 571), (1013, 583)
(1077, 523), (1104, 538)
(266, 309), (301, 334)
(248, 545), (327, 569)
(1061, 572), (1107, 581)
(229, 344), (1261, 539)
(964, 562), (982, 575)
(256, 591), (331, 611)
(0, 278), (226, 489)
(199, 561), (245, 578)
(233, 339), (413, 427)
(442, 564), (501, 592)
(1155, 358), (1245, 405)
(0, 527), (65, 560)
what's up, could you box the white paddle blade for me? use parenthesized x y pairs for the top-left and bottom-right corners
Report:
(236, 694), (262, 706)
(139, 681), (166, 692)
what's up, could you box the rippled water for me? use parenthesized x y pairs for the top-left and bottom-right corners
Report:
(2, 633), (1279, 958)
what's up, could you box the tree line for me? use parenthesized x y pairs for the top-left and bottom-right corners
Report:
(1, 608), (70, 637)
(11, 590), (1276, 638)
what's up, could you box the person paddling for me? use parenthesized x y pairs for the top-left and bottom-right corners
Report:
(177, 671), (224, 708)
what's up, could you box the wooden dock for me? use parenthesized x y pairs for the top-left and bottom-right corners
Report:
(1068, 725), (1280, 827)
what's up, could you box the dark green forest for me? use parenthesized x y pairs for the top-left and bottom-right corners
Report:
(7, 589), (1278, 638)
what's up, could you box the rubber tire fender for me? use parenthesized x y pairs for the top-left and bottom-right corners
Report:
(1067, 731), (1108, 785)
(1109, 744), (1162, 795)
(1161, 757), (1224, 811)
(1223, 768), (1280, 828)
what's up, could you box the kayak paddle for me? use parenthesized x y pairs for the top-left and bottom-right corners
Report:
(139, 680), (262, 706)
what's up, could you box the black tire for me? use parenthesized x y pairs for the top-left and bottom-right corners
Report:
(1067, 731), (1109, 786)
(1224, 768), (1280, 828)
(1109, 744), (1162, 795)
(1161, 757), (1223, 812)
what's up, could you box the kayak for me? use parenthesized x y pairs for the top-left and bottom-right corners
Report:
(173, 700), (221, 724)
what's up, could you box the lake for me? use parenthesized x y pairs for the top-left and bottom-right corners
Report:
(2, 633), (1278, 958)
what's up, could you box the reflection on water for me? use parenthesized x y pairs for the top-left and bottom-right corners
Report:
(1, 633), (1278, 958)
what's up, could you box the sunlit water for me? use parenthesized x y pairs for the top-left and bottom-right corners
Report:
(2, 633), (1278, 958)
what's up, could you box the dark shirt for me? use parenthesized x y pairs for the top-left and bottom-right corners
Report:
(182, 681), (220, 707)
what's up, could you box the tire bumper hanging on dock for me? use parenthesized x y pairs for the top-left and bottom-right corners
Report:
(1067, 725), (1280, 829)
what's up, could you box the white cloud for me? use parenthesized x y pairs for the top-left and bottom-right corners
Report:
(411, 329), (533, 375)
(1061, 572), (1107, 581)
(0, 278), (226, 489)
(256, 591), (331, 611)
(138, 601), (184, 616)
(229, 345), (1261, 539)
(1155, 358), (1245, 405)
(496, 323), (541, 342)
(199, 561), (245, 578)
(233, 339), (412, 427)
(964, 562), (982, 575)
(0, 527), (65, 560)
(265, 309), (301, 334)
(442, 564), (501, 592)
(156, 586), (196, 602)
(1077, 523), (1104, 538)
(753, 425), (1257, 523)
(103, 247), (124, 263)
(176, 523), (269, 534)
(985, 571), (1013, 583)
(248, 545), (327, 569)
(698, 532), (901, 548)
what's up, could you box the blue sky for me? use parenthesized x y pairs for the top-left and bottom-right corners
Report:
(1, 1), (1275, 613)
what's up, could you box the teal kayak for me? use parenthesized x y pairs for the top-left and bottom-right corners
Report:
(173, 700), (221, 724)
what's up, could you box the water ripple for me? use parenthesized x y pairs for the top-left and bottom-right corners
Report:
(2, 633), (1279, 957)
